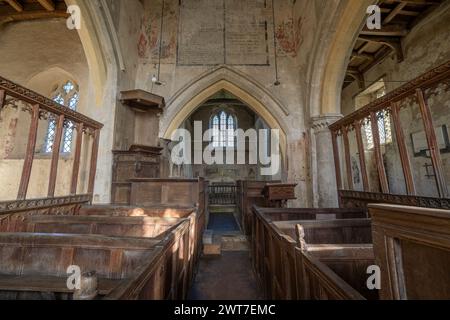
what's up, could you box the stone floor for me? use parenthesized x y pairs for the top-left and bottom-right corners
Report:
(188, 211), (262, 300)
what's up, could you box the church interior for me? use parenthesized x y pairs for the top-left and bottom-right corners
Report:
(0, 0), (449, 301)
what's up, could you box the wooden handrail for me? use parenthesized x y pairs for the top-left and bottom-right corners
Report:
(329, 60), (450, 201)
(0, 76), (103, 130)
(0, 75), (104, 201)
(329, 60), (450, 131)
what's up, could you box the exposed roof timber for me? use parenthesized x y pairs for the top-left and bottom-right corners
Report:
(380, 7), (420, 16)
(3, 0), (23, 12)
(346, 68), (365, 89)
(0, 9), (68, 24)
(358, 35), (404, 62)
(0, 1), (67, 24)
(390, 0), (440, 5)
(37, 0), (55, 11)
(351, 51), (376, 61)
(383, 2), (407, 24)
(360, 24), (409, 36)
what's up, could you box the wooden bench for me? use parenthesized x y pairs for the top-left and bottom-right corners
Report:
(251, 206), (371, 299)
(0, 216), (194, 300)
(370, 204), (450, 300)
(288, 219), (375, 300)
(0, 232), (160, 300)
(78, 205), (196, 218)
(23, 215), (184, 239)
(252, 204), (377, 300)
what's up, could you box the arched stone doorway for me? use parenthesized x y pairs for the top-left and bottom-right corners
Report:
(160, 66), (289, 166)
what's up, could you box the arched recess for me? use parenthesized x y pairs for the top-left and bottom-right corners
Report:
(65, 0), (120, 105)
(160, 66), (289, 158)
(308, 0), (374, 116)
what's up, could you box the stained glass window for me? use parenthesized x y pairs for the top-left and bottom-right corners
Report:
(211, 111), (236, 148)
(44, 81), (79, 154)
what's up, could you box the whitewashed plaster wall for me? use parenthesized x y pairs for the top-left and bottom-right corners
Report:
(340, 2), (450, 198)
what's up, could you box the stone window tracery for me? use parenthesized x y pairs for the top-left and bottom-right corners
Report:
(44, 80), (79, 154)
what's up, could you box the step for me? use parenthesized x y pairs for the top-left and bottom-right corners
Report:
(209, 205), (236, 214)
(203, 231), (222, 256)
(221, 234), (250, 252)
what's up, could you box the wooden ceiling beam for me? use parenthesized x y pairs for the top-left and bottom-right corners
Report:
(358, 35), (404, 62)
(351, 51), (376, 61)
(0, 10), (68, 24)
(383, 2), (408, 24)
(4, 0), (23, 12)
(37, 0), (55, 11)
(360, 24), (409, 36)
(390, 0), (440, 5)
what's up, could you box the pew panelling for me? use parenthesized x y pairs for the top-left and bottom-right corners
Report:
(252, 205), (377, 300)
(369, 204), (450, 300)
(24, 215), (185, 239)
(0, 217), (193, 300)
(236, 181), (281, 236)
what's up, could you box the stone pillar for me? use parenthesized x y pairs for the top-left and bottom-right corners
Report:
(311, 114), (342, 208)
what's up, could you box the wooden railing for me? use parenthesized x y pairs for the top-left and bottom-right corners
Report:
(208, 183), (236, 205)
(329, 60), (450, 208)
(0, 76), (103, 202)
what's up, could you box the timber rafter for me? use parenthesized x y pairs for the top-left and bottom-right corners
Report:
(344, 0), (445, 88)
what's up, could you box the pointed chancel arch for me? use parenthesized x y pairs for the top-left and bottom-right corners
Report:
(160, 66), (289, 158)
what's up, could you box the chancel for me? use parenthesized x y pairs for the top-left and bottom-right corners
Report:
(0, 0), (449, 302)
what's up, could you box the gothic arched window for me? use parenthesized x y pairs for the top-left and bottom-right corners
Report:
(44, 81), (79, 154)
(211, 111), (236, 148)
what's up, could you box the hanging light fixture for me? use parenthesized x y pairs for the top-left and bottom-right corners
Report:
(272, 0), (281, 86)
(153, 0), (166, 86)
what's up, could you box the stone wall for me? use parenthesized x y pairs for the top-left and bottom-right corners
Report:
(340, 3), (450, 198)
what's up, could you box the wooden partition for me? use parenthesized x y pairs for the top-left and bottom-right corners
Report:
(329, 60), (450, 209)
(252, 206), (376, 300)
(0, 76), (103, 201)
(236, 180), (281, 235)
(0, 194), (91, 232)
(370, 204), (450, 300)
(0, 214), (194, 300)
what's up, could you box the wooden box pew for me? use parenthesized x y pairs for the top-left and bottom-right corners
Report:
(78, 207), (201, 295)
(0, 218), (193, 300)
(77, 207), (202, 288)
(236, 180), (281, 236)
(251, 206), (367, 273)
(22, 215), (184, 240)
(369, 204), (450, 300)
(286, 219), (377, 300)
(251, 206), (368, 298)
(78, 205), (196, 218)
(0, 233), (161, 300)
(255, 207), (368, 223)
(254, 212), (376, 300)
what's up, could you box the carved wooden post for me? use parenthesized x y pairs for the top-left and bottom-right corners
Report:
(342, 126), (353, 190)
(354, 120), (370, 192)
(0, 89), (5, 109)
(416, 88), (449, 198)
(391, 102), (416, 195)
(88, 129), (100, 196)
(370, 112), (389, 194)
(71, 123), (84, 195)
(47, 114), (65, 197)
(331, 130), (342, 190)
(17, 104), (40, 200)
